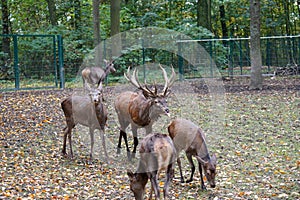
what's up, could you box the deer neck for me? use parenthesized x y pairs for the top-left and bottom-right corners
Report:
(129, 95), (153, 127)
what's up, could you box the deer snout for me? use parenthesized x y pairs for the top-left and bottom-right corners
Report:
(92, 98), (100, 103)
(209, 180), (216, 188)
(165, 108), (170, 117)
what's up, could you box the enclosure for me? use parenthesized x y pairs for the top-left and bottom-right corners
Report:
(0, 34), (64, 91)
(0, 75), (299, 199)
(1, 35), (299, 90)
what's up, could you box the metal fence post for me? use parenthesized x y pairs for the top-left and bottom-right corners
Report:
(57, 35), (64, 89)
(177, 37), (183, 81)
(13, 35), (19, 89)
(53, 35), (58, 87)
(141, 39), (146, 80)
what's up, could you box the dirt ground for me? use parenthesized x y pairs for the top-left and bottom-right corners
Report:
(0, 76), (299, 199)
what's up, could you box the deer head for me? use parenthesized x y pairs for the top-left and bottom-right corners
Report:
(127, 170), (148, 200)
(103, 59), (116, 74)
(89, 83), (103, 103)
(196, 154), (217, 188)
(124, 65), (176, 118)
(96, 59), (116, 87)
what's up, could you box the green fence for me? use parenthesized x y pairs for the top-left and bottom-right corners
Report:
(95, 35), (300, 81)
(181, 35), (300, 78)
(0, 34), (64, 91)
(1, 34), (298, 90)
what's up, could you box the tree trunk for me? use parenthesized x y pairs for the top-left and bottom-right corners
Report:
(1, 0), (11, 72)
(197, 0), (212, 31)
(110, 0), (121, 58)
(282, 1), (291, 35)
(46, 0), (57, 26)
(249, 0), (263, 90)
(93, 0), (101, 66)
(219, 2), (228, 38)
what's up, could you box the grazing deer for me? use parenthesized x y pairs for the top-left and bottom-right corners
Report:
(82, 59), (116, 89)
(61, 82), (108, 161)
(114, 65), (176, 159)
(127, 133), (176, 200)
(168, 118), (217, 190)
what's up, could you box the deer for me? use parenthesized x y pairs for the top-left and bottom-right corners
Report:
(127, 133), (177, 200)
(114, 65), (176, 160)
(61, 80), (108, 161)
(168, 118), (217, 190)
(81, 59), (116, 90)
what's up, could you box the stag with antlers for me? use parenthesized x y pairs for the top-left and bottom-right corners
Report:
(114, 65), (176, 160)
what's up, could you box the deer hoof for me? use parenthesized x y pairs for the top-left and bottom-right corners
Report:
(127, 152), (132, 161)
(186, 179), (193, 183)
(131, 152), (136, 159)
(117, 147), (121, 154)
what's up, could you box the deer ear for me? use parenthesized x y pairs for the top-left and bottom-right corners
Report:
(104, 59), (108, 63)
(195, 155), (209, 165)
(211, 153), (217, 164)
(142, 90), (150, 98)
(127, 170), (134, 178)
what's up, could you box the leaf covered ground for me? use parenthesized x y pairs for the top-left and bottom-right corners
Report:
(0, 77), (299, 199)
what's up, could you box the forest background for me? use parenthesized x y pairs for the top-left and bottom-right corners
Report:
(1, 0), (299, 82)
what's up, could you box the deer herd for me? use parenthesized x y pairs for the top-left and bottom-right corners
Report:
(61, 60), (217, 199)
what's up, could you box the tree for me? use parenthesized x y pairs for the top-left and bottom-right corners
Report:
(93, 0), (101, 66)
(110, 0), (121, 58)
(219, 0), (228, 38)
(197, 0), (212, 31)
(46, 0), (57, 26)
(1, 0), (11, 67)
(249, 0), (263, 90)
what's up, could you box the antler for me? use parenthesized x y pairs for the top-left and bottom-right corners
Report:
(124, 67), (156, 97)
(125, 66), (176, 97)
(160, 64), (176, 96)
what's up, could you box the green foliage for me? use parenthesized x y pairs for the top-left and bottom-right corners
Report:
(1, 0), (299, 82)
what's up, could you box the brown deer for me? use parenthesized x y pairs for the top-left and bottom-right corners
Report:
(61, 81), (108, 161)
(81, 59), (116, 89)
(114, 65), (176, 160)
(127, 133), (177, 200)
(168, 118), (217, 190)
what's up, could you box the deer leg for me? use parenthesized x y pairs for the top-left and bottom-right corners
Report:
(123, 131), (131, 160)
(131, 126), (138, 159)
(89, 128), (95, 159)
(117, 129), (122, 154)
(117, 121), (129, 155)
(117, 130), (131, 160)
(186, 152), (195, 183)
(68, 129), (73, 158)
(149, 171), (160, 200)
(177, 157), (185, 183)
(163, 164), (174, 199)
(198, 161), (206, 190)
(100, 128), (108, 161)
(62, 127), (68, 155)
